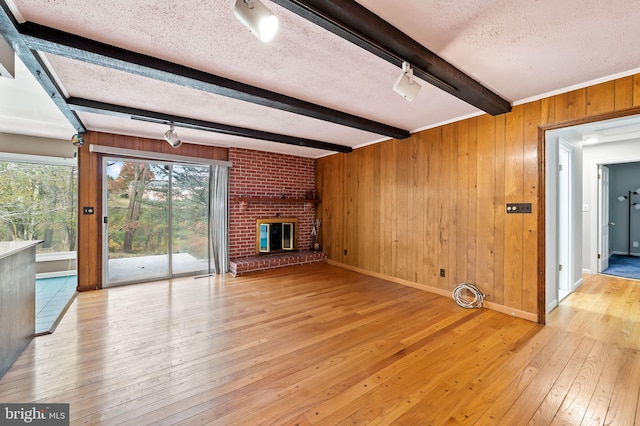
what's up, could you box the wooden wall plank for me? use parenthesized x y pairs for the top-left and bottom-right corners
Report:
(438, 126), (451, 290)
(467, 118), (478, 286)
(424, 129), (440, 287)
(523, 101), (542, 313)
(634, 75), (640, 106)
(493, 115), (506, 305)
(380, 141), (395, 277)
(614, 76), (634, 110)
(455, 120), (470, 287)
(587, 82), (615, 116)
(447, 124), (459, 290)
(554, 89), (587, 122)
(476, 115), (496, 297)
(344, 151), (358, 267)
(398, 138), (412, 281)
(503, 105), (525, 310)
(412, 135), (426, 284)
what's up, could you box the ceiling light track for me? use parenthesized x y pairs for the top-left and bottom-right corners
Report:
(12, 20), (409, 140)
(272, 0), (511, 115)
(66, 97), (353, 153)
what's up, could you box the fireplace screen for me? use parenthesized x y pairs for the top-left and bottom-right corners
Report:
(256, 218), (297, 254)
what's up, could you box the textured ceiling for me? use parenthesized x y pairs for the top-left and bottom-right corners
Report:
(2, 0), (640, 157)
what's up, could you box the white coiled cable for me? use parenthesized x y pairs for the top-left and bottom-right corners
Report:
(452, 283), (485, 309)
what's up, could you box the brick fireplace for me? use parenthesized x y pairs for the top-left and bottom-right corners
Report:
(228, 148), (325, 275)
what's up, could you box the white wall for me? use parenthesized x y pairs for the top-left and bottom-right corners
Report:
(582, 138), (640, 272)
(545, 133), (583, 314)
(0, 132), (74, 158)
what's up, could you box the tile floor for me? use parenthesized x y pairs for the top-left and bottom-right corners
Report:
(35, 275), (77, 335)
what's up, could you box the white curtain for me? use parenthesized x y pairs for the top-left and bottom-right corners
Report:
(209, 164), (229, 273)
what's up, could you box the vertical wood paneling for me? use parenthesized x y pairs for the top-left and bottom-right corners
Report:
(476, 115), (496, 296)
(504, 105), (525, 309)
(370, 144), (382, 274)
(412, 135), (426, 284)
(425, 129), (440, 287)
(467, 118), (478, 285)
(493, 115), (506, 305)
(344, 152), (358, 267)
(554, 89), (587, 122)
(456, 120), (470, 287)
(438, 127), (451, 290)
(317, 153), (343, 261)
(523, 101), (542, 312)
(396, 139), (411, 280)
(315, 72), (640, 321)
(449, 125), (459, 290)
(614, 76), (634, 110)
(380, 141), (395, 277)
(356, 145), (373, 270)
(633, 75), (640, 106)
(587, 82), (615, 116)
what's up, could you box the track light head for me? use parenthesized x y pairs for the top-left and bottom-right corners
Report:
(164, 125), (182, 148)
(392, 62), (421, 101)
(234, 0), (279, 42)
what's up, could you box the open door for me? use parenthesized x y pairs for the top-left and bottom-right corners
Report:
(598, 165), (610, 272)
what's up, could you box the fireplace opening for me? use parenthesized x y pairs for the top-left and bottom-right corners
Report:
(256, 218), (298, 254)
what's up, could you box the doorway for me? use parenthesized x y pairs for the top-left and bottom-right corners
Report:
(103, 158), (212, 286)
(545, 113), (640, 319)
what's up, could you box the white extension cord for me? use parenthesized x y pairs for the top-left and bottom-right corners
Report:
(452, 283), (485, 309)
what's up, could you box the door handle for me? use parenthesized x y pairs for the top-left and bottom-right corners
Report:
(608, 222), (615, 226)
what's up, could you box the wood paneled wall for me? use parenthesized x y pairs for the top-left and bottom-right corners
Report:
(316, 74), (640, 322)
(77, 132), (228, 291)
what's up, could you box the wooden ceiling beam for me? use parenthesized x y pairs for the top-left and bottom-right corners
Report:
(15, 21), (410, 140)
(273, 0), (512, 116)
(67, 97), (353, 153)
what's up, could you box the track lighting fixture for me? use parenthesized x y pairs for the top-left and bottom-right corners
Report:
(233, 0), (279, 42)
(71, 131), (85, 147)
(164, 125), (182, 148)
(392, 62), (421, 101)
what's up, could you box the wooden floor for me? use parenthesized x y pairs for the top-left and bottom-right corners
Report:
(1, 263), (639, 425)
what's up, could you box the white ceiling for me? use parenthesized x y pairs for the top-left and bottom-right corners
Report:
(2, 0), (640, 158)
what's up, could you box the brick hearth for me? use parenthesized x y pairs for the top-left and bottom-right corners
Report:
(229, 251), (326, 276)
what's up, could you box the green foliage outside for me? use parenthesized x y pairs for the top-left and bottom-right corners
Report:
(0, 161), (77, 253)
(106, 161), (209, 260)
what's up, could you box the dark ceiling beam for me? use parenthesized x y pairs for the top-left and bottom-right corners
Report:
(15, 21), (410, 140)
(67, 97), (353, 153)
(0, 2), (84, 132)
(272, 0), (512, 116)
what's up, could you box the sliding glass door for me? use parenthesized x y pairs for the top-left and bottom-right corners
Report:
(103, 159), (210, 286)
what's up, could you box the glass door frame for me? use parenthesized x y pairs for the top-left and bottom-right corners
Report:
(102, 156), (212, 286)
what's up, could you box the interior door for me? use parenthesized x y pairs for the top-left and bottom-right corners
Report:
(558, 145), (571, 292)
(598, 165), (610, 272)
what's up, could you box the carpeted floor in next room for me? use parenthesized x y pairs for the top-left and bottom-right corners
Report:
(602, 254), (640, 280)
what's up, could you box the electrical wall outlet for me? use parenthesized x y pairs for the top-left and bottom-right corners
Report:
(634, 242), (639, 248)
(439, 268), (446, 278)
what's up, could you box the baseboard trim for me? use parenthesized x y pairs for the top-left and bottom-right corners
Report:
(326, 260), (538, 323)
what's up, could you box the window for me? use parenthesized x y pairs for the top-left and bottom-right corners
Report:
(0, 155), (77, 254)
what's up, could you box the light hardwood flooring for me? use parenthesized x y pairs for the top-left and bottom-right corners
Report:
(1, 263), (639, 425)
